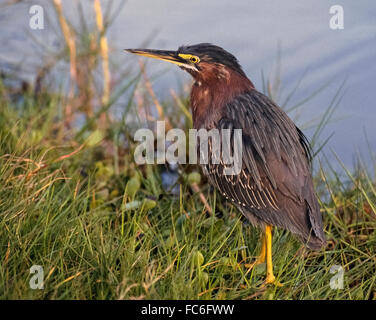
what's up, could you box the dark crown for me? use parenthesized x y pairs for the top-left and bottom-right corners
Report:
(178, 43), (246, 76)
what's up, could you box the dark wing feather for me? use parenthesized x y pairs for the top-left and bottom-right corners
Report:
(202, 90), (325, 249)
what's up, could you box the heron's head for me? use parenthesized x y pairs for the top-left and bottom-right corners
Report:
(125, 43), (247, 83)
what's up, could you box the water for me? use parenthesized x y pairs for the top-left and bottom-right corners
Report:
(1, 0), (376, 170)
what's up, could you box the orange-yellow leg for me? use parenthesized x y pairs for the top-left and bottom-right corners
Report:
(255, 233), (266, 264)
(245, 232), (266, 275)
(245, 225), (282, 286)
(263, 225), (283, 286)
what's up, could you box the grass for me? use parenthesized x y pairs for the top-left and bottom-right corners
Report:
(0, 78), (375, 300)
(1, 0), (375, 300)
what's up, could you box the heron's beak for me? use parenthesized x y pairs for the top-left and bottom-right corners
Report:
(125, 48), (187, 67)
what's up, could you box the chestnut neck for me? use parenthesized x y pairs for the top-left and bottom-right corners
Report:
(190, 63), (254, 129)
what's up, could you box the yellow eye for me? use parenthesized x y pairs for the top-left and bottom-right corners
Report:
(190, 56), (200, 63)
(178, 53), (200, 63)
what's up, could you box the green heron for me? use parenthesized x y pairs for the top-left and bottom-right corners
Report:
(125, 43), (326, 285)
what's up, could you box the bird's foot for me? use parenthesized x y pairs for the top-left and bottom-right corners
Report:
(244, 257), (265, 276)
(261, 274), (283, 287)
